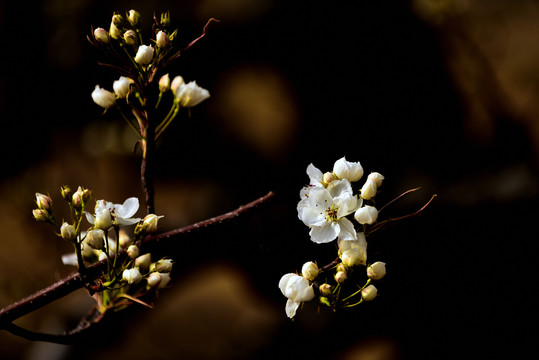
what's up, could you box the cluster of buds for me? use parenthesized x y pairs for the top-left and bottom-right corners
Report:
(279, 157), (388, 318)
(33, 186), (170, 315)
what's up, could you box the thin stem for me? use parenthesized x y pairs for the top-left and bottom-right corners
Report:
(155, 103), (179, 140)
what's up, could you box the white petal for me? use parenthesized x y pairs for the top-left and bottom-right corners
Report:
(285, 299), (300, 318)
(310, 223), (338, 243)
(116, 217), (142, 226)
(116, 197), (139, 218)
(327, 179), (352, 199)
(61, 253), (78, 266)
(299, 206), (326, 227)
(306, 163), (323, 186)
(84, 211), (95, 225)
(279, 273), (296, 296)
(337, 218), (357, 241)
(296, 284), (315, 302)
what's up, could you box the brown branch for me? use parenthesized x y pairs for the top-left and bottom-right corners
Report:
(0, 191), (276, 333)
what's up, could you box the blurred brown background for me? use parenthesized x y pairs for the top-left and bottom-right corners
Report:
(1, 0), (538, 359)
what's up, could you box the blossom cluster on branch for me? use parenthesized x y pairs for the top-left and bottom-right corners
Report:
(280, 157), (387, 318)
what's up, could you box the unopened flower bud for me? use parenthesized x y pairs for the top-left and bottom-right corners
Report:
(123, 267), (142, 284)
(134, 45), (154, 65)
(361, 284), (378, 301)
(171, 76), (185, 96)
(333, 157), (364, 182)
(86, 229), (105, 250)
(360, 179), (377, 200)
(71, 187), (84, 209)
(35, 193), (52, 212)
(94, 27), (110, 44)
(60, 185), (72, 202)
(109, 22), (121, 40)
(159, 73), (171, 92)
(157, 272), (171, 288)
(127, 244), (139, 259)
(123, 30), (137, 45)
(341, 248), (366, 268)
(336, 262), (347, 273)
(112, 13), (124, 27)
(113, 76), (131, 98)
(127, 9), (140, 26)
(92, 85), (116, 109)
(118, 229), (133, 249)
(82, 188), (92, 202)
(319, 283), (333, 297)
(160, 11), (171, 27)
(155, 259), (173, 273)
(301, 261), (319, 281)
(354, 205), (378, 225)
(322, 172), (336, 184)
(142, 214), (164, 233)
(60, 222), (77, 241)
(367, 261), (386, 280)
(135, 253), (151, 271)
(367, 172), (384, 187)
(156, 30), (169, 48)
(32, 209), (49, 222)
(335, 271), (347, 284)
(147, 272), (162, 288)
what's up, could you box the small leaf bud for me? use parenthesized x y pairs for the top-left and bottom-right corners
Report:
(60, 185), (72, 202)
(319, 296), (331, 307)
(367, 261), (386, 280)
(127, 244), (140, 259)
(301, 261), (319, 281)
(160, 11), (171, 27)
(82, 188), (92, 203)
(60, 222), (77, 241)
(361, 284), (378, 301)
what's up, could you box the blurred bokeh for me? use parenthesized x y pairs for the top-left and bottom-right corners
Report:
(1, 0), (538, 359)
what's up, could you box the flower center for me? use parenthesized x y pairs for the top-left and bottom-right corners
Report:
(325, 205), (339, 222)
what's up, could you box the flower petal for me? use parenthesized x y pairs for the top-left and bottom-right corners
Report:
(337, 217), (357, 241)
(310, 223), (338, 243)
(279, 273), (296, 296)
(116, 197), (139, 218)
(285, 299), (300, 318)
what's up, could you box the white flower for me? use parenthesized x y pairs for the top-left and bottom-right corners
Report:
(301, 261), (319, 281)
(333, 157), (364, 182)
(361, 284), (378, 301)
(339, 233), (367, 267)
(175, 81), (210, 107)
(297, 179), (359, 243)
(91, 85), (115, 109)
(85, 197), (141, 229)
(299, 163), (324, 199)
(367, 261), (386, 280)
(134, 45), (154, 65)
(360, 179), (377, 200)
(122, 267), (142, 284)
(354, 205), (378, 225)
(279, 273), (315, 318)
(113, 76), (130, 98)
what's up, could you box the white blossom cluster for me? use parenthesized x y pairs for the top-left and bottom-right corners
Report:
(279, 157), (387, 318)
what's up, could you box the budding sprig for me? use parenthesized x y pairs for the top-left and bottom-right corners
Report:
(32, 187), (171, 317)
(280, 156), (434, 319)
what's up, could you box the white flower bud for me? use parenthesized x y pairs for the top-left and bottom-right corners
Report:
(333, 157), (364, 182)
(361, 284), (378, 301)
(367, 172), (384, 187)
(156, 30), (169, 48)
(147, 272), (162, 287)
(35, 193), (53, 211)
(159, 73), (171, 92)
(122, 267), (142, 284)
(335, 271), (347, 283)
(127, 9), (140, 26)
(367, 262), (386, 280)
(91, 85), (115, 109)
(354, 205), (378, 225)
(86, 229), (105, 250)
(113, 76), (130, 99)
(60, 222), (77, 241)
(155, 259), (173, 273)
(301, 261), (319, 281)
(157, 272), (171, 288)
(360, 179), (377, 200)
(109, 22), (121, 40)
(123, 30), (137, 45)
(32, 209), (48, 222)
(322, 172), (336, 184)
(135, 253), (151, 271)
(171, 76), (185, 97)
(127, 244), (140, 259)
(134, 45), (154, 65)
(319, 283), (333, 297)
(142, 214), (164, 233)
(341, 249), (366, 268)
(94, 200), (113, 230)
(94, 27), (110, 44)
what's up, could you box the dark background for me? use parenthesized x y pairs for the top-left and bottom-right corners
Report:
(1, 0), (538, 359)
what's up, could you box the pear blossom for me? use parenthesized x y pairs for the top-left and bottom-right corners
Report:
(279, 273), (315, 318)
(91, 85), (115, 109)
(333, 157), (364, 182)
(297, 179), (359, 243)
(113, 76), (130, 98)
(339, 233), (367, 267)
(360, 179), (377, 200)
(175, 81), (210, 107)
(85, 197), (141, 229)
(134, 45), (154, 65)
(354, 205), (378, 225)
